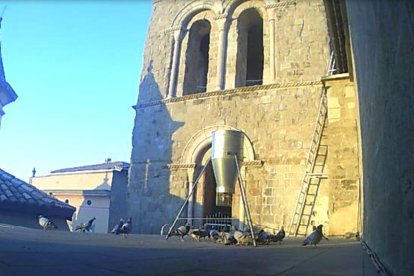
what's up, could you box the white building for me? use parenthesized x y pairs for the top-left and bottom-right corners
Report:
(31, 161), (129, 233)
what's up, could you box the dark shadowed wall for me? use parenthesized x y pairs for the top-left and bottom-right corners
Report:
(346, 0), (414, 274)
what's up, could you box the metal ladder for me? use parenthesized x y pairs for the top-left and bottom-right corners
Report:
(289, 87), (328, 237)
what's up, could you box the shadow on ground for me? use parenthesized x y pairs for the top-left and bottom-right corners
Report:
(0, 224), (378, 276)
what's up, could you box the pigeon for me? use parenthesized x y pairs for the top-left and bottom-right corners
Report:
(302, 224), (326, 247)
(169, 224), (191, 241)
(256, 229), (272, 244)
(209, 229), (220, 241)
(38, 215), (57, 230)
(111, 218), (124, 235)
(272, 226), (286, 244)
(75, 217), (96, 232)
(189, 227), (209, 241)
(234, 230), (253, 246)
(233, 230), (243, 240)
(218, 231), (237, 245)
(119, 217), (132, 238)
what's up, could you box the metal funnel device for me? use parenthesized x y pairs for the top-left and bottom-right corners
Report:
(211, 130), (244, 195)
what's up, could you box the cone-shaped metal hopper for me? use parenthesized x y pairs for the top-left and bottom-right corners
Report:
(211, 130), (243, 195)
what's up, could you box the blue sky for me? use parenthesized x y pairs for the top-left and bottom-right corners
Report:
(0, 1), (153, 181)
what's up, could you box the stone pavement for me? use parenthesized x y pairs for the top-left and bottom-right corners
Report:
(0, 224), (378, 276)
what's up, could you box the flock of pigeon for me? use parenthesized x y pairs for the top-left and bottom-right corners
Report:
(168, 224), (287, 246)
(110, 217), (133, 237)
(169, 224), (329, 247)
(37, 215), (133, 237)
(38, 214), (328, 247)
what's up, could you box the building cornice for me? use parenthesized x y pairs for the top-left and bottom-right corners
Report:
(265, 1), (296, 9)
(134, 80), (322, 110)
(166, 160), (263, 170)
(167, 163), (196, 170)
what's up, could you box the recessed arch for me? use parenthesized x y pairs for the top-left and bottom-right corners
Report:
(183, 19), (212, 95)
(224, 0), (270, 89)
(235, 8), (264, 87)
(175, 10), (218, 96)
(224, 0), (267, 19)
(170, 1), (221, 30)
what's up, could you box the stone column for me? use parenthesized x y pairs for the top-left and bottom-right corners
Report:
(267, 7), (276, 83)
(238, 166), (247, 230)
(216, 17), (227, 90)
(186, 168), (195, 225)
(167, 29), (182, 98)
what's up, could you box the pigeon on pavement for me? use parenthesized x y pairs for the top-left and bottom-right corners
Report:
(169, 224), (191, 241)
(218, 231), (237, 245)
(75, 217), (96, 232)
(38, 215), (57, 230)
(189, 227), (209, 241)
(302, 224), (326, 247)
(272, 226), (286, 244)
(120, 217), (133, 238)
(209, 229), (220, 241)
(256, 229), (271, 244)
(234, 230), (253, 246)
(111, 218), (124, 235)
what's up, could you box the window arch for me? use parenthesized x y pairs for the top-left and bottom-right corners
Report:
(183, 20), (211, 95)
(235, 8), (264, 88)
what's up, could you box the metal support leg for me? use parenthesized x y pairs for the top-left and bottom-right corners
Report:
(165, 159), (210, 239)
(234, 155), (257, 247)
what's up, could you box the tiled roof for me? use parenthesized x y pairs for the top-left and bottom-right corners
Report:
(0, 168), (75, 220)
(50, 161), (130, 174)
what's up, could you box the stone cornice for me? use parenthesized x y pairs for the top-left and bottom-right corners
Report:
(134, 80), (322, 110)
(265, 1), (296, 9)
(167, 161), (262, 170)
(167, 163), (196, 170)
(242, 160), (264, 167)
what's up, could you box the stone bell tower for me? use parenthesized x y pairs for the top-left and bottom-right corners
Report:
(128, 0), (361, 236)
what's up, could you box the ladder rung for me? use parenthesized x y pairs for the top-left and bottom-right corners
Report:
(307, 174), (328, 178)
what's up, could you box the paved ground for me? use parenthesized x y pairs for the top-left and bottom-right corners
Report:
(0, 224), (378, 276)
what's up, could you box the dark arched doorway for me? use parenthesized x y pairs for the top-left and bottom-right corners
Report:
(193, 147), (232, 227)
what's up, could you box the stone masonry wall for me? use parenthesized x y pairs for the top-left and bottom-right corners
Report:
(137, 0), (331, 104)
(130, 83), (314, 233)
(317, 75), (360, 235)
(129, 79), (359, 235)
(129, 0), (360, 235)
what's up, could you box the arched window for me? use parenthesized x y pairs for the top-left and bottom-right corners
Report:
(235, 8), (264, 87)
(183, 20), (211, 95)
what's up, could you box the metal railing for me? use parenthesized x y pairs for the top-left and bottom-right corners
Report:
(204, 212), (232, 231)
(160, 215), (235, 236)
